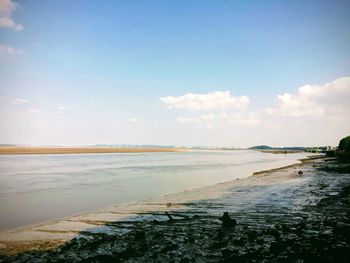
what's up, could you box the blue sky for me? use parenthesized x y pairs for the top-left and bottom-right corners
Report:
(0, 0), (350, 146)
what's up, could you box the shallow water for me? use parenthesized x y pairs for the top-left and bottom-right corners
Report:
(0, 150), (310, 230)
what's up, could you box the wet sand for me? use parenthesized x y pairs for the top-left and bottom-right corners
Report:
(1, 156), (350, 262)
(0, 147), (182, 155)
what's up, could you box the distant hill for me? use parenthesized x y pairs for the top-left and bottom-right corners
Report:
(249, 145), (272, 150)
(249, 145), (306, 151)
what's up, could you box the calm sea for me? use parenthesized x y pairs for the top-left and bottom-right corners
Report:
(0, 150), (310, 230)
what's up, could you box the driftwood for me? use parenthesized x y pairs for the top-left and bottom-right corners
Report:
(164, 211), (237, 226)
(165, 212), (174, 221)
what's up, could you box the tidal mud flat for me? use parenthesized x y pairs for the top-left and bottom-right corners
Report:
(1, 156), (350, 262)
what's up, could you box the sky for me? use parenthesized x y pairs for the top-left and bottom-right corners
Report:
(0, 0), (349, 147)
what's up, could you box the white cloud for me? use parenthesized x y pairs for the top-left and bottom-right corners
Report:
(27, 108), (40, 114)
(0, 44), (22, 55)
(12, 98), (27, 104)
(130, 117), (137, 123)
(160, 91), (249, 111)
(0, 0), (23, 31)
(266, 93), (325, 117)
(166, 77), (349, 146)
(163, 91), (258, 128)
(266, 77), (350, 118)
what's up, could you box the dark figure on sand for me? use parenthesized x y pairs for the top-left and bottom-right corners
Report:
(219, 212), (237, 227)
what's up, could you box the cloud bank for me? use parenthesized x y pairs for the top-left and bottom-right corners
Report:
(0, 0), (23, 31)
(266, 77), (350, 119)
(160, 91), (249, 111)
(161, 77), (350, 135)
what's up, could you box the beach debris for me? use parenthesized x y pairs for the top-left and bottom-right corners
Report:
(165, 212), (174, 221)
(166, 202), (172, 207)
(219, 212), (237, 227)
(298, 170), (303, 175)
(186, 234), (196, 244)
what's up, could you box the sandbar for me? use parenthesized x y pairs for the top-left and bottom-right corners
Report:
(0, 147), (183, 155)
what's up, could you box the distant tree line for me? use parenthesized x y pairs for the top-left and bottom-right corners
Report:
(338, 135), (350, 153)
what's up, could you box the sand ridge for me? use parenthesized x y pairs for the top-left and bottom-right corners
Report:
(0, 147), (183, 155)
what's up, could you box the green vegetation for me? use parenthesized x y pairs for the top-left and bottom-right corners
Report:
(338, 136), (350, 153)
(250, 145), (306, 151)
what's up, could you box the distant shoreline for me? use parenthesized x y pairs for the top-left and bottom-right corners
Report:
(257, 149), (305, 154)
(0, 147), (183, 155)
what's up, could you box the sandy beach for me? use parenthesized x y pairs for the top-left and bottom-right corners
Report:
(0, 147), (182, 155)
(1, 155), (349, 262)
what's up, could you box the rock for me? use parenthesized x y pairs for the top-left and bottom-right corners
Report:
(232, 237), (246, 246)
(134, 231), (146, 241)
(118, 246), (137, 259)
(211, 240), (228, 249)
(180, 257), (192, 263)
(298, 170), (303, 175)
(281, 224), (290, 232)
(84, 254), (120, 263)
(247, 230), (258, 241)
(265, 227), (280, 238)
(215, 229), (225, 240)
(221, 248), (237, 258)
(219, 212), (237, 227)
(161, 242), (179, 252)
(187, 235), (196, 244)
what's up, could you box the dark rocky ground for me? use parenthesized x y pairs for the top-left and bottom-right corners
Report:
(1, 156), (350, 262)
